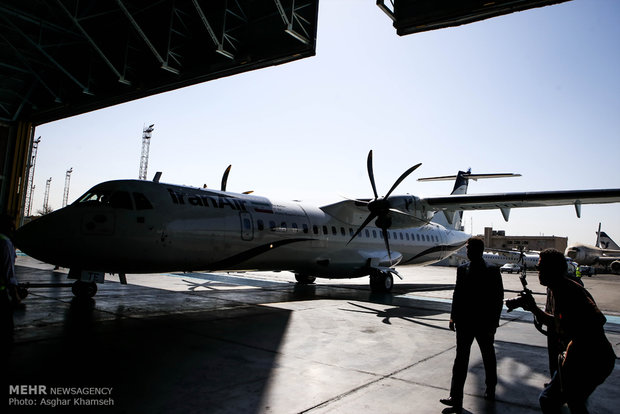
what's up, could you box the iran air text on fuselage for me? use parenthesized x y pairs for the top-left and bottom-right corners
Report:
(167, 188), (252, 212)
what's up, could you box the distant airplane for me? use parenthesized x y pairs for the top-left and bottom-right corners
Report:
(14, 150), (620, 298)
(565, 223), (620, 273)
(450, 248), (540, 269)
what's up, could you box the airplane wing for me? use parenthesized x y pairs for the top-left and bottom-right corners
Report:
(321, 189), (620, 226)
(420, 189), (620, 221)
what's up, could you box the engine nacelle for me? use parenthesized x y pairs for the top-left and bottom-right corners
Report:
(610, 260), (620, 274)
(386, 195), (432, 228)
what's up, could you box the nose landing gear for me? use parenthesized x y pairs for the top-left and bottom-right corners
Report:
(71, 280), (98, 298)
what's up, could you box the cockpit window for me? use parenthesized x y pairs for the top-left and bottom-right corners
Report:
(78, 190), (112, 205)
(76, 190), (134, 210)
(133, 192), (153, 210)
(109, 191), (133, 209)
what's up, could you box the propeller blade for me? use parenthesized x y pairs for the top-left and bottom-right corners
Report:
(221, 165), (232, 192)
(347, 212), (377, 245)
(367, 150), (379, 200)
(385, 163), (422, 198)
(381, 227), (392, 261)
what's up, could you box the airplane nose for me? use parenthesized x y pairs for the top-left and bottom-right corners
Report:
(14, 211), (74, 265)
(14, 219), (45, 259)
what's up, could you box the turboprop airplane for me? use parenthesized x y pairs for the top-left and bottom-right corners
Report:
(14, 150), (620, 298)
(450, 248), (540, 269)
(565, 224), (620, 273)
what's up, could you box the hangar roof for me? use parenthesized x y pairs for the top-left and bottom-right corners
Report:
(0, 1), (572, 126)
(378, 0), (572, 36)
(0, 0), (318, 125)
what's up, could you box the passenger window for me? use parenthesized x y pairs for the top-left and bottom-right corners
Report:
(257, 220), (264, 231)
(303, 224), (309, 234)
(281, 222), (287, 230)
(331, 226), (337, 235)
(133, 192), (153, 210)
(323, 226), (328, 235)
(406, 233), (410, 241)
(372, 230), (377, 238)
(365, 229), (370, 238)
(340, 227), (346, 236)
(269, 220), (276, 230)
(313, 225), (319, 235)
(292, 223), (298, 231)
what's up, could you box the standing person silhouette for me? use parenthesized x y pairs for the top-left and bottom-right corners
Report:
(0, 214), (19, 348)
(440, 237), (504, 413)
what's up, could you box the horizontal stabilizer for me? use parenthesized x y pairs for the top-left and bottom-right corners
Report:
(418, 173), (521, 182)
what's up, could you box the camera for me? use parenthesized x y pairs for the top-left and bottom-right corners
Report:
(506, 290), (533, 312)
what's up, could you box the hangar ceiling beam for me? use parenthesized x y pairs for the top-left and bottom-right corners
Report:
(274, 0), (312, 45)
(191, 0), (246, 60)
(115, 0), (180, 75)
(0, 34), (62, 107)
(55, 0), (131, 86)
(0, 14), (90, 94)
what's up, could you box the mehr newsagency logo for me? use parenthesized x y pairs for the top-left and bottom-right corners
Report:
(8, 385), (115, 408)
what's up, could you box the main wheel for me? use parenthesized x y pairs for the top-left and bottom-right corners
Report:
(369, 271), (393, 293)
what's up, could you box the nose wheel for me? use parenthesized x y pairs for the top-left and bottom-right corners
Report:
(71, 280), (98, 298)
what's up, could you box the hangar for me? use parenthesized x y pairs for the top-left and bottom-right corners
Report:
(0, 0), (570, 224)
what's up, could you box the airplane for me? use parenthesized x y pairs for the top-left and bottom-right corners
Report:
(565, 224), (620, 273)
(14, 150), (620, 298)
(449, 248), (540, 270)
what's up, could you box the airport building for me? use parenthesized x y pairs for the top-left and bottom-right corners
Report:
(482, 226), (568, 252)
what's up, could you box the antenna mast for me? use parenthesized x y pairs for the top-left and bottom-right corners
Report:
(138, 124), (155, 180)
(62, 168), (73, 207)
(43, 177), (52, 213)
(24, 136), (41, 217)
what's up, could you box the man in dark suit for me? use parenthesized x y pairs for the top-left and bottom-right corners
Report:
(440, 237), (504, 413)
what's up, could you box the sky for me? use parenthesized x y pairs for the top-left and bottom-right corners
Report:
(32, 0), (620, 246)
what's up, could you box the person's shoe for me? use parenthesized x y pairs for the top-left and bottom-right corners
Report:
(439, 396), (462, 407)
(441, 406), (463, 414)
(484, 387), (495, 401)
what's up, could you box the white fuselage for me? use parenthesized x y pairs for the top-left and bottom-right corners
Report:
(16, 180), (470, 278)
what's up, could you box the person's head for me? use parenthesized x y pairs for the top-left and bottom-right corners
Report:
(0, 214), (15, 237)
(537, 248), (568, 287)
(466, 237), (484, 261)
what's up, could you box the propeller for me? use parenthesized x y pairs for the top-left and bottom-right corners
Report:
(348, 150), (422, 259)
(221, 165), (232, 191)
(220, 165), (253, 194)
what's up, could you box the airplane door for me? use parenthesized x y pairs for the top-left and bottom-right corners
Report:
(239, 212), (254, 241)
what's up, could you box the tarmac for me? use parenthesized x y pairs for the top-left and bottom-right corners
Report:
(5, 255), (620, 414)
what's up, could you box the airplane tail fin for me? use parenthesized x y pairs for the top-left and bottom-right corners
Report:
(598, 228), (620, 250)
(418, 171), (521, 231)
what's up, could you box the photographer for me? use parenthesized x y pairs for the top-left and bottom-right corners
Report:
(520, 249), (615, 414)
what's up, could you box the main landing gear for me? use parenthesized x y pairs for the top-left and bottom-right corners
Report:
(369, 269), (394, 293)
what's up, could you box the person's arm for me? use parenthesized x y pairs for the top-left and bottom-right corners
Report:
(522, 293), (554, 327)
